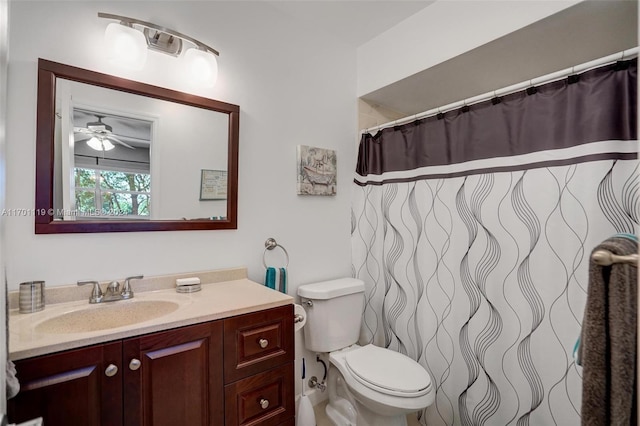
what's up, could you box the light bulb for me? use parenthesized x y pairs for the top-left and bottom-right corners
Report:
(87, 137), (115, 151)
(105, 22), (148, 71)
(184, 48), (218, 88)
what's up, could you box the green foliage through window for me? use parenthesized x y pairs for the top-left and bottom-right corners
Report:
(74, 168), (151, 217)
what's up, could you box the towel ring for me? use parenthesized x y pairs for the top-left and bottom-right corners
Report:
(263, 237), (290, 269)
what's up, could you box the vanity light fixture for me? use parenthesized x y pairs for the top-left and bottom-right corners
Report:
(104, 21), (148, 71)
(98, 12), (220, 87)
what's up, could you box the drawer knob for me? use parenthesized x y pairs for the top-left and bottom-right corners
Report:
(105, 364), (118, 377)
(129, 358), (141, 371)
(258, 338), (269, 349)
(260, 398), (269, 410)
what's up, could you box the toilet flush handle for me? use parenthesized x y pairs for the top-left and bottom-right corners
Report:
(303, 300), (313, 307)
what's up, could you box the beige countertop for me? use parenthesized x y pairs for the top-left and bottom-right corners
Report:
(10, 278), (293, 360)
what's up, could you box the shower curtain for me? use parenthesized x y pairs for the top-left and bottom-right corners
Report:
(351, 60), (637, 426)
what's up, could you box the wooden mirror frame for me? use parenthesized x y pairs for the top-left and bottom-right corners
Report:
(35, 59), (239, 234)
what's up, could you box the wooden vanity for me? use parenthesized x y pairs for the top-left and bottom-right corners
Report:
(7, 272), (295, 426)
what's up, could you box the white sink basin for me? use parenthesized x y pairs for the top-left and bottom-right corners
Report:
(34, 300), (180, 334)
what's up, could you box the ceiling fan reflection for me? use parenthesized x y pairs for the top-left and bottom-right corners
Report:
(74, 114), (136, 151)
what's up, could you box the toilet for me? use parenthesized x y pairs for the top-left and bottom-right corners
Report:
(298, 278), (434, 426)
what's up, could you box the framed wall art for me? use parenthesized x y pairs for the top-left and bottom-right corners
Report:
(296, 145), (337, 196)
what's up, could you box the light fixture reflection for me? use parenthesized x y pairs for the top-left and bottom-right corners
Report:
(104, 22), (148, 71)
(87, 137), (115, 152)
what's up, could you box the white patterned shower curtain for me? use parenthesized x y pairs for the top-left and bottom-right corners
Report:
(351, 61), (638, 425)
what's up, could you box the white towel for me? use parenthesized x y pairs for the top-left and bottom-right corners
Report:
(7, 360), (19, 399)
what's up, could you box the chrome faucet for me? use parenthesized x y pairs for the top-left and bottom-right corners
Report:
(77, 275), (144, 304)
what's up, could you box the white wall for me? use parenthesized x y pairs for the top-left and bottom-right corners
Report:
(7, 1), (357, 399)
(357, 0), (582, 96)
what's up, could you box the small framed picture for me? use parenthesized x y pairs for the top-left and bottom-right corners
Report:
(297, 145), (337, 196)
(200, 169), (228, 200)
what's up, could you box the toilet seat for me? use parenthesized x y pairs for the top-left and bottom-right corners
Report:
(344, 345), (432, 398)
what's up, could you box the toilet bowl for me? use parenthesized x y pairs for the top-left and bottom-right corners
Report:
(326, 344), (434, 425)
(298, 278), (434, 426)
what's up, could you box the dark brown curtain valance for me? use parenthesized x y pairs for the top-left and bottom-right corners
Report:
(356, 59), (637, 177)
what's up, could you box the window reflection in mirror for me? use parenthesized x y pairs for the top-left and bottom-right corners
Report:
(65, 108), (152, 220)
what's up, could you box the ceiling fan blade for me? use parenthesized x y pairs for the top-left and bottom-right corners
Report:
(74, 127), (93, 134)
(108, 135), (136, 150)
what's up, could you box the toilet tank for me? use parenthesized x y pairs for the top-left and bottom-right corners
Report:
(298, 278), (365, 353)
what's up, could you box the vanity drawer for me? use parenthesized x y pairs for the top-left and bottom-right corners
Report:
(224, 363), (294, 426)
(224, 305), (293, 383)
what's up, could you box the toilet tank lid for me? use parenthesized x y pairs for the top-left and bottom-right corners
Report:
(298, 278), (365, 299)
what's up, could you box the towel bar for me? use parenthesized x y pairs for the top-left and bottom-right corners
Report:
(591, 249), (638, 267)
(263, 237), (290, 268)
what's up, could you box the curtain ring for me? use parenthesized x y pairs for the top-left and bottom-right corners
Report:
(491, 90), (502, 105)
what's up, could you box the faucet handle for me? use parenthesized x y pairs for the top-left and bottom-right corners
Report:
(78, 280), (103, 304)
(122, 275), (143, 299)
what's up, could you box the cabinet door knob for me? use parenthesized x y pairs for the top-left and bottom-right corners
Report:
(259, 398), (269, 410)
(129, 358), (141, 371)
(258, 338), (268, 349)
(105, 364), (118, 377)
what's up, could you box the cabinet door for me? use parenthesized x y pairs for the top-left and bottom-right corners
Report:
(8, 341), (123, 426)
(123, 321), (224, 426)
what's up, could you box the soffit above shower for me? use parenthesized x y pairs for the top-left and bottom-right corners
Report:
(360, 0), (638, 117)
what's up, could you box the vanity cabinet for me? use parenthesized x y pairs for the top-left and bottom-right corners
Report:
(8, 305), (294, 426)
(223, 306), (294, 426)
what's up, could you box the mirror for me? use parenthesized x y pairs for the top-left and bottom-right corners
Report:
(36, 59), (239, 233)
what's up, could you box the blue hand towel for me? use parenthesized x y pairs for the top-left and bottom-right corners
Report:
(265, 267), (276, 289)
(279, 267), (287, 294)
(265, 267), (288, 294)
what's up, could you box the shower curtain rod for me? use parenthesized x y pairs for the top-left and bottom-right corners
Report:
(362, 46), (639, 134)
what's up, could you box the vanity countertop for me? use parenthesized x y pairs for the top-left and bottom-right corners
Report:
(10, 278), (293, 360)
